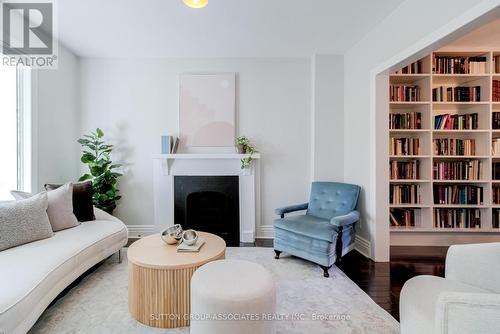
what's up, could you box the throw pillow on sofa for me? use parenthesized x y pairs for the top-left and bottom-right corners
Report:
(45, 181), (95, 222)
(0, 192), (53, 251)
(11, 182), (79, 232)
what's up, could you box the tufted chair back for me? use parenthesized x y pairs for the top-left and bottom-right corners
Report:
(306, 182), (360, 220)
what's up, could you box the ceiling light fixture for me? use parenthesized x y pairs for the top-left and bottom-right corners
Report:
(183, 0), (208, 9)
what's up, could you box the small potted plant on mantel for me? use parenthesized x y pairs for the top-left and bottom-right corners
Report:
(236, 136), (257, 171)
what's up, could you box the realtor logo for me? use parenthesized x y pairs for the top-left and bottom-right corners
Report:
(1, 0), (57, 68)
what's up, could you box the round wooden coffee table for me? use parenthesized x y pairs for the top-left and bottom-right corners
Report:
(127, 231), (226, 328)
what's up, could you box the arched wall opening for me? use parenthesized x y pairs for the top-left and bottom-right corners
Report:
(371, 5), (500, 261)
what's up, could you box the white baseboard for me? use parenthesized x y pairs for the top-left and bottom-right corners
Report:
(127, 225), (156, 238)
(257, 225), (274, 239)
(354, 235), (371, 259)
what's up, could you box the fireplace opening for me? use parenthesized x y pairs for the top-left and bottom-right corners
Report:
(174, 176), (239, 246)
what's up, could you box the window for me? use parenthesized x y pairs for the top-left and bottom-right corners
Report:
(0, 66), (31, 200)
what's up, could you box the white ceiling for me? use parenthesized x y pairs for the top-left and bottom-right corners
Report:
(57, 0), (404, 58)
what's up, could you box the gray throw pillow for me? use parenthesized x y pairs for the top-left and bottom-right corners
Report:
(0, 192), (54, 251)
(45, 181), (95, 222)
(11, 183), (80, 232)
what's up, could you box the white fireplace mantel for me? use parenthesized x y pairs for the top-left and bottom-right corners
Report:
(153, 153), (261, 176)
(153, 153), (261, 159)
(152, 153), (261, 243)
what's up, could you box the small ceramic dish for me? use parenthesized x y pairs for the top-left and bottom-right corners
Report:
(182, 229), (198, 246)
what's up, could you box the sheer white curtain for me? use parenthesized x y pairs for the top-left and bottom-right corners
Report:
(0, 65), (30, 200)
(0, 66), (18, 200)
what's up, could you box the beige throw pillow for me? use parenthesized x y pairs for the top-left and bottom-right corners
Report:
(11, 183), (80, 232)
(0, 192), (53, 251)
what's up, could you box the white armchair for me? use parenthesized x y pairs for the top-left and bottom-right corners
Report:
(400, 242), (500, 334)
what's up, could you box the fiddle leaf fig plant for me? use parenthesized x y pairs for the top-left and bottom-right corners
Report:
(77, 128), (122, 214)
(236, 136), (257, 169)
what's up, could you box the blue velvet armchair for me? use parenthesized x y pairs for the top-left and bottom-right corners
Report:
(273, 182), (360, 277)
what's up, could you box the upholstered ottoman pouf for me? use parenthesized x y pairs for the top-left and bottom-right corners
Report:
(190, 259), (276, 334)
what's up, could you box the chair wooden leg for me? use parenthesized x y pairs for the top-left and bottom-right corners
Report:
(320, 265), (331, 278)
(274, 250), (282, 259)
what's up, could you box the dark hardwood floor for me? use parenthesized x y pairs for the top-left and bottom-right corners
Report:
(127, 237), (447, 321)
(336, 246), (446, 321)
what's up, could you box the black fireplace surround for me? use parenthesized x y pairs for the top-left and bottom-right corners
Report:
(174, 176), (240, 246)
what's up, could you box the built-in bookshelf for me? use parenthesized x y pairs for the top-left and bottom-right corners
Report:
(389, 51), (500, 237)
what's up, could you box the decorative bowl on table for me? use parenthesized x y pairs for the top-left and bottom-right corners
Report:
(181, 229), (198, 246)
(161, 224), (183, 245)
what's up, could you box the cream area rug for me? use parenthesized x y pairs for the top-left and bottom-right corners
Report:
(29, 247), (399, 334)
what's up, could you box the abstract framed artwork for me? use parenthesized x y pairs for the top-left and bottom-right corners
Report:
(179, 73), (236, 149)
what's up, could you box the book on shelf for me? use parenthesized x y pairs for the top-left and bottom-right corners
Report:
(390, 208), (418, 227)
(395, 60), (424, 74)
(390, 85), (420, 102)
(494, 166), (500, 183)
(492, 138), (500, 156)
(390, 137), (420, 155)
(390, 160), (420, 180)
(433, 208), (481, 229)
(434, 113), (478, 130)
(493, 209), (500, 229)
(433, 185), (483, 205)
(493, 112), (500, 129)
(493, 186), (500, 206)
(494, 162), (500, 180)
(433, 138), (475, 156)
(493, 80), (500, 102)
(432, 86), (481, 102)
(389, 112), (422, 129)
(433, 160), (482, 180)
(495, 56), (500, 74)
(433, 55), (487, 74)
(390, 184), (421, 205)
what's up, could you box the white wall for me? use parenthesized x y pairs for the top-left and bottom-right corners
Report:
(311, 55), (344, 181)
(33, 45), (81, 191)
(79, 57), (315, 234)
(344, 0), (500, 261)
(32, 0), (499, 258)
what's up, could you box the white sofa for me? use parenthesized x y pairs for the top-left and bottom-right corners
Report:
(0, 208), (128, 334)
(400, 242), (500, 334)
